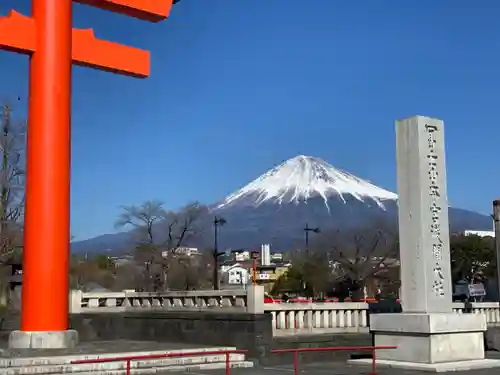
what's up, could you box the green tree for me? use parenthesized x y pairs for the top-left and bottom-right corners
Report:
(450, 234), (494, 282)
(271, 265), (306, 295)
(272, 251), (331, 297)
(93, 254), (115, 270)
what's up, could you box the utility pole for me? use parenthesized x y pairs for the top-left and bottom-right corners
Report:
(494, 200), (500, 299)
(304, 223), (320, 253)
(213, 216), (226, 290)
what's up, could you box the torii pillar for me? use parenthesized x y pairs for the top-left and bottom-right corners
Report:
(0, 0), (178, 349)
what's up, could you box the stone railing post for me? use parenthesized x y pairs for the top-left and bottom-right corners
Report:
(246, 285), (264, 314)
(69, 290), (83, 314)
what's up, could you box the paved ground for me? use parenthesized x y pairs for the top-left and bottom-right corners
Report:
(172, 363), (499, 375)
(168, 352), (500, 375)
(168, 362), (500, 375)
(0, 339), (499, 374)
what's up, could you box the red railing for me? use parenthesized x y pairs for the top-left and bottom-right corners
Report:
(271, 345), (397, 375)
(71, 349), (247, 375)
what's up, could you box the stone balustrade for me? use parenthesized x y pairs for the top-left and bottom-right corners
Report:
(265, 301), (500, 336)
(452, 302), (500, 323)
(265, 302), (369, 336)
(70, 289), (500, 337)
(70, 289), (255, 313)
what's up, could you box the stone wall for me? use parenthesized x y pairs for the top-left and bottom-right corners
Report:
(69, 312), (371, 364)
(70, 311), (273, 361)
(0, 313), (19, 342)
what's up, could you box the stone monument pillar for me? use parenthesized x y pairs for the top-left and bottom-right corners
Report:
(396, 116), (453, 314)
(352, 116), (500, 371)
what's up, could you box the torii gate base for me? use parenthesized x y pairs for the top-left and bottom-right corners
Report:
(9, 330), (79, 350)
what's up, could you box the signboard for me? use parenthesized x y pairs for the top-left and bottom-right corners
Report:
(468, 283), (486, 297)
(271, 253), (283, 261)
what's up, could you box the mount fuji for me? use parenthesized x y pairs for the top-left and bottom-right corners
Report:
(216, 155), (397, 211)
(210, 155), (492, 250)
(71, 155), (493, 253)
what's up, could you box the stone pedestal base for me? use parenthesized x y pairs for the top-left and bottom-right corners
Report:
(349, 313), (500, 372)
(9, 330), (79, 349)
(350, 358), (500, 372)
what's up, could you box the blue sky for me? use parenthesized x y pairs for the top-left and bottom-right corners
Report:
(1, 0), (499, 240)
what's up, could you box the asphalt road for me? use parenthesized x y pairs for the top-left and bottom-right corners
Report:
(169, 352), (500, 375)
(167, 363), (500, 375)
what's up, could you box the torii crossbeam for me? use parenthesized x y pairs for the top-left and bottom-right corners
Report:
(0, 0), (177, 349)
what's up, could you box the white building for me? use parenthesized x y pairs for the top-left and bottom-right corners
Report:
(221, 264), (250, 285)
(161, 247), (201, 258)
(260, 244), (271, 266)
(464, 230), (495, 238)
(234, 251), (250, 262)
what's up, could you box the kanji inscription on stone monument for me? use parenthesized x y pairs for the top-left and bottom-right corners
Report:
(395, 116), (453, 313)
(353, 116), (498, 370)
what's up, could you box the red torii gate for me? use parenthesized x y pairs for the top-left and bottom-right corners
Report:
(0, 0), (177, 348)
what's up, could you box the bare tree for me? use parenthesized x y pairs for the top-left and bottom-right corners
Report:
(113, 262), (143, 291)
(0, 103), (25, 309)
(167, 252), (213, 291)
(115, 200), (165, 244)
(115, 200), (208, 291)
(0, 103), (25, 257)
(315, 224), (399, 299)
(156, 202), (208, 290)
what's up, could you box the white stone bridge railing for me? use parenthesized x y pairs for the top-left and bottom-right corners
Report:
(265, 301), (500, 336)
(70, 289), (500, 336)
(69, 288), (262, 314)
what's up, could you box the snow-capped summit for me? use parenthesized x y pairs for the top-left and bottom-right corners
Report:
(217, 155), (397, 210)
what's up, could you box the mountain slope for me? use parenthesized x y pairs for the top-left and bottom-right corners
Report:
(217, 155), (397, 210)
(72, 155), (492, 253)
(212, 155), (492, 249)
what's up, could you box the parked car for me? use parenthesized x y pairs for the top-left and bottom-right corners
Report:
(264, 293), (282, 303)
